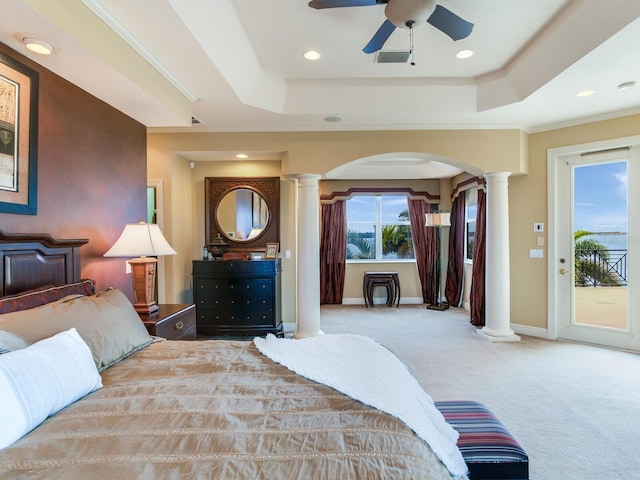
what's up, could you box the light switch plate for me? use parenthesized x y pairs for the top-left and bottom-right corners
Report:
(529, 249), (544, 259)
(534, 223), (544, 232)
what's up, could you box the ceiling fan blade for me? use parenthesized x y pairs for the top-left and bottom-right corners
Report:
(308, 0), (387, 9)
(426, 5), (473, 41)
(363, 19), (396, 54)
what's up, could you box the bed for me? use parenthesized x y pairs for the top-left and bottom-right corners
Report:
(0, 230), (469, 479)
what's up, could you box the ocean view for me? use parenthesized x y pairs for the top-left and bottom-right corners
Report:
(583, 233), (628, 250)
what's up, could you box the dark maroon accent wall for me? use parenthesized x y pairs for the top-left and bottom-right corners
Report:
(0, 43), (146, 301)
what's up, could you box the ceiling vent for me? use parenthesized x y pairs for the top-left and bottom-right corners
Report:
(375, 50), (411, 63)
(191, 114), (202, 125)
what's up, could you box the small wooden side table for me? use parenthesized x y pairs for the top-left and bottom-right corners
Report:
(139, 304), (197, 340)
(363, 272), (400, 308)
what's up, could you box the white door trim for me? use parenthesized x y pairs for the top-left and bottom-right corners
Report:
(547, 135), (640, 347)
(148, 179), (167, 304)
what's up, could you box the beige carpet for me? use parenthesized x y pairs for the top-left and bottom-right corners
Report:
(318, 304), (640, 480)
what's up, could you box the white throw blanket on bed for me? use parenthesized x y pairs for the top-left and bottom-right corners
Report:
(254, 333), (469, 479)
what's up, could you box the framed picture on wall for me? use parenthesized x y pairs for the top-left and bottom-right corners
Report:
(0, 52), (39, 215)
(265, 242), (279, 259)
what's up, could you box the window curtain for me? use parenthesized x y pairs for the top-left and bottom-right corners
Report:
(320, 200), (346, 304)
(470, 188), (486, 325)
(408, 199), (438, 304)
(445, 194), (465, 307)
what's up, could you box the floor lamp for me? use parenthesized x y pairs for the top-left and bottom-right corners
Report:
(425, 211), (451, 311)
(104, 222), (176, 315)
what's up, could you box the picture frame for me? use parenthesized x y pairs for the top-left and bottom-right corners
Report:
(0, 52), (39, 215)
(265, 242), (279, 259)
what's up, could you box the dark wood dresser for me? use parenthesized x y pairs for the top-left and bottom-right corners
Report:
(139, 304), (197, 340)
(192, 260), (283, 337)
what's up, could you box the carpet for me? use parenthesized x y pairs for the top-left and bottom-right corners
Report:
(318, 304), (640, 480)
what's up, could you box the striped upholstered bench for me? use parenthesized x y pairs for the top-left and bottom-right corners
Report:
(435, 401), (529, 480)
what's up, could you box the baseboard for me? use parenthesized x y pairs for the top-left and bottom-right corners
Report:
(341, 297), (424, 306)
(511, 323), (548, 339)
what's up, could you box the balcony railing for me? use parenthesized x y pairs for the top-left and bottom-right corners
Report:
(575, 249), (627, 287)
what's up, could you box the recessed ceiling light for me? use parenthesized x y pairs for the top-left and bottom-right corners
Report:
(618, 81), (636, 90)
(456, 49), (474, 59)
(576, 90), (595, 97)
(22, 37), (53, 55)
(303, 50), (321, 61)
(235, 154), (248, 159)
(324, 116), (343, 123)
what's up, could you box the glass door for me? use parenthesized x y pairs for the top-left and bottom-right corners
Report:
(554, 148), (638, 350)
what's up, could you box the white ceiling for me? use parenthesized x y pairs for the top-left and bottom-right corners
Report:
(2, 0), (640, 177)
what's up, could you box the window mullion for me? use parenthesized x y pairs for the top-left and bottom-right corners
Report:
(375, 196), (382, 260)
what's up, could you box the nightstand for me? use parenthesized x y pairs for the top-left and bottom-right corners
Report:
(139, 304), (196, 340)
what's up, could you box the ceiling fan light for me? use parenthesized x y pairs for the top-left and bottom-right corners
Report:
(385, 0), (436, 29)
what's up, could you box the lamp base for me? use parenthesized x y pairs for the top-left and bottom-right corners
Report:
(128, 257), (158, 316)
(427, 302), (449, 311)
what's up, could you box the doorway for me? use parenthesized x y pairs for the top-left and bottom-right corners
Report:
(147, 179), (167, 304)
(548, 137), (640, 351)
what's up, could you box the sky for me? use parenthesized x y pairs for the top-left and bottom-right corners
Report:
(347, 195), (409, 223)
(574, 160), (627, 233)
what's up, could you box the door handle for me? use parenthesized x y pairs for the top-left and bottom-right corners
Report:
(559, 268), (570, 275)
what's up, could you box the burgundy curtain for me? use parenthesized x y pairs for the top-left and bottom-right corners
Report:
(320, 200), (346, 304)
(408, 199), (438, 304)
(445, 194), (465, 307)
(470, 188), (486, 326)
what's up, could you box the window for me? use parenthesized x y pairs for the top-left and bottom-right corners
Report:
(346, 195), (414, 261)
(465, 188), (477, 261)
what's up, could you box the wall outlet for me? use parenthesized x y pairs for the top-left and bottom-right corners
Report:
(537, 236), (544, 246)
(285, 250), (291, 259)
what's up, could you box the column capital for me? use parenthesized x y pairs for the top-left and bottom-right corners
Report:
(295, 173), (322, 186)
(484, 171), (511, 182)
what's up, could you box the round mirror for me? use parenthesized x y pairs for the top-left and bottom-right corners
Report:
(216, 188), (270, 242)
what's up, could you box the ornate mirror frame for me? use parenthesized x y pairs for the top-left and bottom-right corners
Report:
(205, 177), (280, 251)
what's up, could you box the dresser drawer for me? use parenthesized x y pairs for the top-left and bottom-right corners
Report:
(195, 277), (273, 296)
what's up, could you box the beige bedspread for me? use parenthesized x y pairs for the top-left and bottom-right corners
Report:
(0, 339), (457, 479)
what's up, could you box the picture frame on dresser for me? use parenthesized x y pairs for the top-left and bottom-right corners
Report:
(0, 52), (39, 215)
(265, 242), (279, 259)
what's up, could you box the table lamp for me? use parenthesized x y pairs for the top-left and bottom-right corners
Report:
(104, 222), (176, 315)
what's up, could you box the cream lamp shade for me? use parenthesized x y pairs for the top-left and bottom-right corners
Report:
(424, 212), (451, 227)
(104, 222), (176, 257)
(104, 222), (176, 315)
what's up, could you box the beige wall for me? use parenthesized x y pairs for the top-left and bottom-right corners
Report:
(147, 114), (640, 331)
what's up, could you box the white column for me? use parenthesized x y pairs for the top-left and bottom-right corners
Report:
(294, 174), (323, 338)
(479, 172), (521, 342)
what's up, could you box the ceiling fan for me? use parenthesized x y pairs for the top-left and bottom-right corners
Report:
(308, 0), (473, 54)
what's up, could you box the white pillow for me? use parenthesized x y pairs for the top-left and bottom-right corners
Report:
(0, 328), (102, 449)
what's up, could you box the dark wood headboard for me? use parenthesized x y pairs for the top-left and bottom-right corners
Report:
(0, 229), (88, 296)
